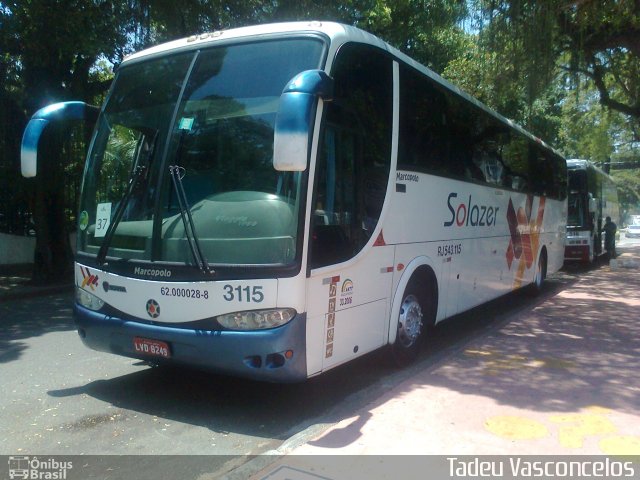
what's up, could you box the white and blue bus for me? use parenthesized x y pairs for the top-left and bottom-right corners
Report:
(564, 159), (619, 263)
(22, 22), (567, 381)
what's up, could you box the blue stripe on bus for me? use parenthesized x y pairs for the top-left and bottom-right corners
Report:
(74, 305), (308, 383)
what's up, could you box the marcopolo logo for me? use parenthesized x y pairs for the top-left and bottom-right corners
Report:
(79, 266), (98, 291)
(8, 456), (72, 479)
(133, 266), (172, 278)
(444, 193), (500, 228)
(396, 172), (419, 182)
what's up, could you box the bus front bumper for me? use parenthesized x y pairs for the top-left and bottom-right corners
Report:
(74, 304), (308, 382)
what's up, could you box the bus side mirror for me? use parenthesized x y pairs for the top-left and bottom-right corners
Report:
(273, 70), (333, 172)
(589, 197), (598, 213)
(21, 101), (99, 177)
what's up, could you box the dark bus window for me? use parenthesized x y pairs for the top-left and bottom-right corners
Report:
(531, 149), (567, 200)
(399, 62), (565, 198)
(400, 65), (500, 184)
(501, 135), (531, 192)
(398, 66), (449, 175)
(311, 43), (393, 269)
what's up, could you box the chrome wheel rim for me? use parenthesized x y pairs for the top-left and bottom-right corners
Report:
(398, 294), (423, 348)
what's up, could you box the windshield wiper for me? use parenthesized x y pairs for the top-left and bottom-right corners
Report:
(168, 165), (213, 275)
(96, 130), (158, 266)
(96, 165), (147, 266)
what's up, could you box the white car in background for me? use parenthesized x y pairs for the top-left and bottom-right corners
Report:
(626, 224), (640, 238)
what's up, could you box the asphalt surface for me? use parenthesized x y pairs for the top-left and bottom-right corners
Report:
(247, 240), (640, 480)
(1, 237), (639, 480)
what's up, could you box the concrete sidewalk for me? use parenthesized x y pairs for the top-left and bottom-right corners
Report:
(243, 247), (640, 480)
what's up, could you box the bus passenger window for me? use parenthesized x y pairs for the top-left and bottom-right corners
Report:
(398, 64), (449, 175)
(501, 136), (531, 192)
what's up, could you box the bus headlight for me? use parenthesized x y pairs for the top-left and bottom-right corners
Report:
(216, 308), (296, 330)
(76, 287), (105, 311)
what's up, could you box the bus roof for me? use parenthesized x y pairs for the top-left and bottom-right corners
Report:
(566, 159), (613, 178)
(121, 21), (562, 159)
(121, 21), (356, 64)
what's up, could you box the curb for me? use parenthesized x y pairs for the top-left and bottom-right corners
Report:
(218, 423), (335, 480)
(609, 254), (639, 270)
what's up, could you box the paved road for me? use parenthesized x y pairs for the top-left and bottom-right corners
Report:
(245, 245), (640, 480)
(0, 267), (587, 478)
(619, 231), (640, 248)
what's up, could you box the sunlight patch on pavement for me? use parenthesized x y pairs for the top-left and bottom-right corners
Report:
(549, 408), (617, 449)
(599, 436), (640, 456)
(484, 416), (549, 440)
(464, 349), (575, 375)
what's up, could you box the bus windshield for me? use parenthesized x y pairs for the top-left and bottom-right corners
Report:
(77, 38), (324, 268)
(567, 169), (589, 228)
(567, 192), (588, 228)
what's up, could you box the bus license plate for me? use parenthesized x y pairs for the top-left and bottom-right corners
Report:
(133, 337), (171, 358)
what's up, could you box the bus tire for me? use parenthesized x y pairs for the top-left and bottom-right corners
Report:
(391, 277), (431, 366)
(529, 249), (547, 295)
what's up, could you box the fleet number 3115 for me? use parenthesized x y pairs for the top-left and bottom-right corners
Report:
(223, 285), (264, 303)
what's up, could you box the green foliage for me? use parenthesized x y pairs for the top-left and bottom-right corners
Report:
(458, 0), (639, 220)
(558, 87), (614, 162)
(555, 76), (640, 216)
(468, 0), (640, 129)
(354, 0), (469, 72)
(1, 0), (640, 279)
(613, 170), (640, 218)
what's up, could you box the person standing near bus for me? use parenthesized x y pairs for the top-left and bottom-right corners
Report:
(603, 216), (617, 259)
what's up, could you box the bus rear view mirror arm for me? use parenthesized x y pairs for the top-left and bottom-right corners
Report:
(21, 101), (99, 178)
(273, 70), (333, 172)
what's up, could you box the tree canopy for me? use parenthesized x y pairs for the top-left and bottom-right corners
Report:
(1, 0), (639, 281)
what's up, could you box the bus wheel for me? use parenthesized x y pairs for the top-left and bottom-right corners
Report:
(590, 238), (597, 264)
(530, 251), (547, 295)
(391, 286), (424, 366)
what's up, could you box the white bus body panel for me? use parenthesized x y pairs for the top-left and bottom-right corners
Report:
(72, 21), (567, 381)
(386, 172), (565, 324)
(306, 245), (395, 373)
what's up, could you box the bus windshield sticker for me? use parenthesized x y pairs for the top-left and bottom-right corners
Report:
(79, 210), (89, 231)
(178, 117), (194, 131)
(94, 202), (112, 238)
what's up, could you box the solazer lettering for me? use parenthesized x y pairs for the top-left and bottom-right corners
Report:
(444, 192), (499, 227)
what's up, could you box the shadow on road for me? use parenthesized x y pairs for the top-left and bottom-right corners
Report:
(399, 245), (640, 416)
(47, 346), (397, 441)
(44, 269), (583, 444)
(0, 293), (75, 363)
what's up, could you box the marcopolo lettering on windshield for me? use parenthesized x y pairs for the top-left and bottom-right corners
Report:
(444, 192), (499, 227)
(134, 267), (172, 278)
(396, 172), (419, 182)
